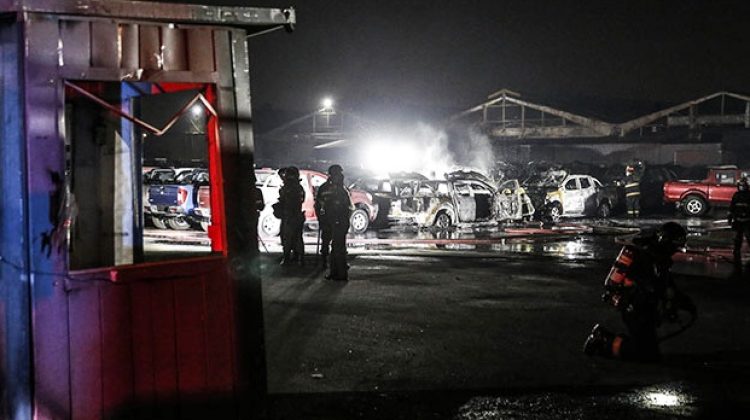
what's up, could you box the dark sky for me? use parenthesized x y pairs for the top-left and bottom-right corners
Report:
(157, 0), (750, 120)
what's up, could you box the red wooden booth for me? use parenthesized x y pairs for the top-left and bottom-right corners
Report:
(0, 1), (295, 418)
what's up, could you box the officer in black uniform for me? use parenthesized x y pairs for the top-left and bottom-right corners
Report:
(314, 165), (342, 268)
(277, 166), (305, 266)
(584, 222), (689, 362)
(624, 163), (641, 218)
(321, 167), (353, 281)
(729, 176), (750, 274)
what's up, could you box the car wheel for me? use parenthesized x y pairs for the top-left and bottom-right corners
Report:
(167, 216), (191, 230)
(546, 203), (562, 223)
(596, 202), (611, 218)
(349, 208), (369, 234)
(151, 216), (168, 230)
(681, 195), (707, 217)
(434, 212), (452, 229)
(259, 212), (281, 238)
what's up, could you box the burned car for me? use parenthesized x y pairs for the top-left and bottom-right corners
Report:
(541, 174), (619, 222)
(496, 179), (536, 221)
(388, 177), (534, 228)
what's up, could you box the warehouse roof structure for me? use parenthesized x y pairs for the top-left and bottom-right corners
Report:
(452, 89), (750, 140)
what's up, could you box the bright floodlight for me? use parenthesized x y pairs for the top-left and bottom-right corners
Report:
(321, 97), (334, 110)
(363, 137), (417, 177)
(191, 104), (203, 116)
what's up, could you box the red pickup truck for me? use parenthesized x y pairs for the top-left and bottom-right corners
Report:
(663, 166), (750, 216)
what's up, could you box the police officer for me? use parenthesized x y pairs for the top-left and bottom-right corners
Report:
(584, 222), (688, 362)
(728, 176), (750, 274)
(314, 164), (342, 268)
(321, 166), (353, 281)
(624, 163), (641, 218)
(277, 166), (305, 266)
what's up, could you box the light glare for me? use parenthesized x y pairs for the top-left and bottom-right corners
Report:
(646, 392), (681, 407)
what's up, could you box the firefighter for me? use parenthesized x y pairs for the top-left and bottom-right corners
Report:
(728, 176), (750, 274)
(584, 222), (688, 362)
(277, 166), (305, 266)
(624, 163), (641, 218)
(314, 164), (342, 268)
(321, 166), (353, 281)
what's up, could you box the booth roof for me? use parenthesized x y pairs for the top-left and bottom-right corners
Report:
(0, 0), (295, 28)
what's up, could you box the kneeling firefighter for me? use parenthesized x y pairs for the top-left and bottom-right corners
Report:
(584, 222), (696, 362)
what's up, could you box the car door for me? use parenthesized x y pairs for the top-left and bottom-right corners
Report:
(561, 177), (583, 214)
(709, 170), (737, 203)
(263, 171), (282, 206)
(452, 181), (475, 222)
(471, 181), (494, 220)
(496, 179), (518, 219)
(579, 176), (598, 214)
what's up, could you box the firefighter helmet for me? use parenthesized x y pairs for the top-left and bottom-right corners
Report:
(656, 222), (687, 253)
(284, 166), (300, 180)
(739, 177), (749, 192)
(328, 164), (343, 176)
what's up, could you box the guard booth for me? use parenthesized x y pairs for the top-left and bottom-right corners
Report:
(0, 1), (294, 418)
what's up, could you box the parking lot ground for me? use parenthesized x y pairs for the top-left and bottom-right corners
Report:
(260, 229), (750, 419)
(141, 217), (750, 418)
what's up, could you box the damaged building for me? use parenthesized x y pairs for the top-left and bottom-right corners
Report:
(451, 89), (750, 168)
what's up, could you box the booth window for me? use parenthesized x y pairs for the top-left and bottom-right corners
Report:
(64, 81), (224, 270)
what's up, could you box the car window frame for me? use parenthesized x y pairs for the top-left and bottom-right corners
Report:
(564, 178), (580, 191)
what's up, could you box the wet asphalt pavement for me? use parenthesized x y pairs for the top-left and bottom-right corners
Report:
(145, 217), (750, 418)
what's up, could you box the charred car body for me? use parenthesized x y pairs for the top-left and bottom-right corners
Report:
(386, 174), (534, 228)
(525, 173), (619, 222)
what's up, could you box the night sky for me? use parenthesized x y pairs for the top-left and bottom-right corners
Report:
(157, 0), (750, 125)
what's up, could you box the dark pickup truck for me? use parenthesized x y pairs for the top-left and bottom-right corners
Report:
(146, 168), (209, 230)
(663, 166), (750, 217)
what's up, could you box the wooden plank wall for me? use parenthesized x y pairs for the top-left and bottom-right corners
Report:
(65, 259), (236, 418)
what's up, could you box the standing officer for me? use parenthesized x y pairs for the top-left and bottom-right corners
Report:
(584, 222), (690, 362)
(321, 166), (353, 281)
(728, 176), (750, 274)
(624, 163), (641, 218)
(277, 166), (305, 266)
(314, 164), (343, 268)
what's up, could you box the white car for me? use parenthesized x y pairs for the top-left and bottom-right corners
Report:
(543, 174), (606, 221)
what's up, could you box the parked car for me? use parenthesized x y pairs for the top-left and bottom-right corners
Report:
(663, 165), (750, 217)
(191, 185), (211, 232)
(347, 178), (396, 228)
(147, 168), (209, 230)
(387, 177), (533, 228)
(255, 168), (379, 238)
(143, 167), (177, 229)
(540, 174), (617, 222)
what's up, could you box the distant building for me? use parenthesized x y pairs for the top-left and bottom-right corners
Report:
(451, 89), (750, 167)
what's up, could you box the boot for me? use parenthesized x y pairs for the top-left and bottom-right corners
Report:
(583, 324), (615, 357)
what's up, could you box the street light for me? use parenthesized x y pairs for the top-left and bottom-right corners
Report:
(321, 97), (334, 111)
(191, 104), (203, 116)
